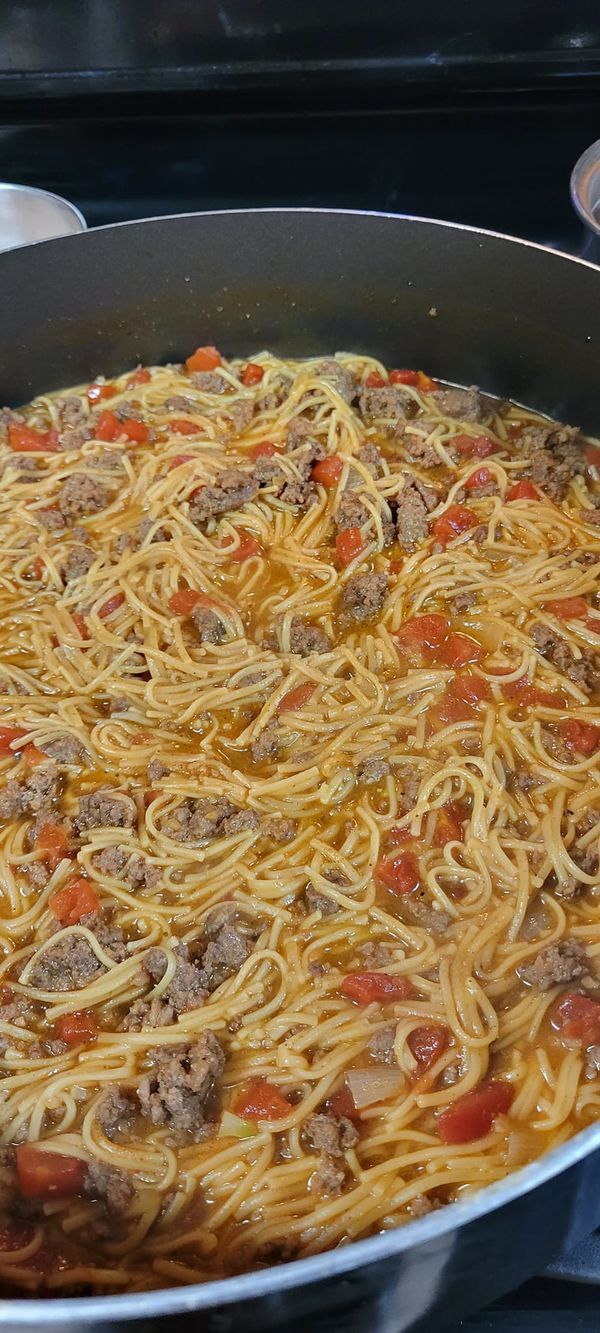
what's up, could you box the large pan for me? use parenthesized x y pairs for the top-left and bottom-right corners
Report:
(1, 209), (600, 1333)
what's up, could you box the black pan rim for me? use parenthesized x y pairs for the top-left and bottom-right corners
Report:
(1, 205), (600, 279)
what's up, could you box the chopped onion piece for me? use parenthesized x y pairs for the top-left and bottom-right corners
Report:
(218, 1111), (258, 1140)
(346, 1067), (405, 1109)
(505, 1128), (537, 1168)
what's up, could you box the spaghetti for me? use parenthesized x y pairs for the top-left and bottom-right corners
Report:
(0, 348), (598, 1294)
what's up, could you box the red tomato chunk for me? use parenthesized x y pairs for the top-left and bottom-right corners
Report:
(438, 1081), (514, 1144)
(506, 480), (539, 501)
(56, 1011), (98, 1047)
(336, 527), (363, 566)
(561, 719), (600, 756)
(432, 505), (477, 547)
(454, 434), (495, 458)
(312, 455), (343, 486)
(552, 992), (600, 1046)
(0, 726), (26, 754)
(440, 633), (484, 669)
(375, 849), (420, 894)
(16, 1145), (86, 1200)
(186, 345), (222, 373)
(396, 614), (449, 659)
(49, 878), (98, 926)
(341, 972), (414, 1005)
(241, 362), (264, 386)
(278, 684), (315, 713)
(231, 1078), (290, 1120)
(408, 1025), (449, 1071)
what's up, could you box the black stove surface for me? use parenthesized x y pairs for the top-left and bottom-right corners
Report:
(0, 81), (599, 1331)
(0, 92), (597, 256)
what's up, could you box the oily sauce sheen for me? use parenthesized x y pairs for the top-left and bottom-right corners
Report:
(0, 351), (597, 1293)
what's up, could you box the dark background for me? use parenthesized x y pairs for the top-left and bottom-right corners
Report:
(1, 2), (600, 1327)
(0, 0), (598, 251)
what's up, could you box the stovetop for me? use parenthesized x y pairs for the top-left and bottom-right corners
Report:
(1, 73), (600, 1329)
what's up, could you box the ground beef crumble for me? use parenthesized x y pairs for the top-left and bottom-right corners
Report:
(137, 1032), (225, 1138)
(340, 571), (388, 624)
(531, 623), (600, 695)
(189, 469), (259, 524)
(396, 477), (438, 548)
(74, 790), (137, 833)
(518, 938), (589, 990)
(289, 617), (331, 655)
(83, 1160), (134, 1215)
(305, 1111), (358, 1196)
(0, 765), (61, 820)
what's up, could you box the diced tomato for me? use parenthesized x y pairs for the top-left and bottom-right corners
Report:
(278, 683), (316, 713)
(438, 672), (491, 723)
(386, 826), (413, 847)
(98, 592), (125, 619)
(440, 633), (484, 668)
(49, 877), (98, 926)
(168, 453), (194, 470)
(552, 992), (600, 1045)
(71, 611), (89, 640)
(126, 367), (151, 388)
(408, 1024), (449, 1071)
(144, 790), (160, 808)
(585, 445), (600, 467)
(454, 434), (495, 458)
(7, 423), (61, 453)
(562, 718), (600, 756)
(186, 345), (222, 373)
(16, 1145), (86, 1200)
(250, 441), (279, 459)
(169, 588), (203, 616)
(335, 527), (363, 566)
(438, 1081), (514, 1144)
(23, 744), (45, 766)
(36, 821), (71, 870)
(231, 1077), (290, 1120)
(95, 410), (148, 444)
(0, 1222), (35, 1252)
(95, 409), (120, 441)
(241, 362), (265, 386)
(544, 597), (588, 620)
(312, 454), (344, 487)
(506, 480), (539, 502)
(169, 419), (199, 436)
(375, 849), (420, 895)
(121, 417), (148, 444)
(87, 382), (115, 404)
(223, 531), (262, 563)
(434, 801), (467, 846)
(503, 676), (562, 709)
(341, 971), (414, 1005)
(431, 505), (477, 547)
(465, 466), (493, 491)
(396, 613), (449, 661)
(55, 1011), (98, 1047)
(0, 726), (26, 755)
(30, 556), (44, 580)
(389, 369), (419, 386)
(416, 372), (437, 392)
(365, 372), (386, 388)
(326, 1085), (359, 1120)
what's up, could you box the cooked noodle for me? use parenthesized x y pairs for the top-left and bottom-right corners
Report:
(0, 350), (598, 1293)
